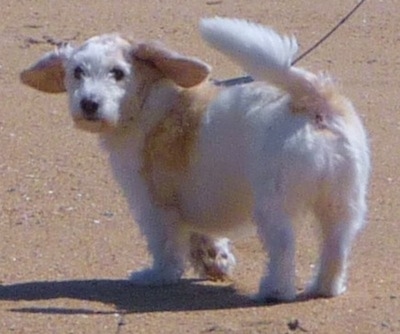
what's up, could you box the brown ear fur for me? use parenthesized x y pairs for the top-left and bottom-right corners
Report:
(20, 51), (66, 93)
(132, 42), (211, 88)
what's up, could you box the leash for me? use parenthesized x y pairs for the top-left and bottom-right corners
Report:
(214, 0), (367, 87)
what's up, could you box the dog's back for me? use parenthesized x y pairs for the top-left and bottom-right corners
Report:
(199, 18), (369, 209)
(200, 18), (366, 133)
(197, 17), (369, 207)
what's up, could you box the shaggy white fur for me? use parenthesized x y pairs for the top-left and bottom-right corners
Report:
(21, 17), (370, 302)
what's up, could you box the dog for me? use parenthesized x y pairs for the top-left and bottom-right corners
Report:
(20, 17), (370, 302)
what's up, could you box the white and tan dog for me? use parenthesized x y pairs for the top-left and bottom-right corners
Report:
(20, 17), (370, 302)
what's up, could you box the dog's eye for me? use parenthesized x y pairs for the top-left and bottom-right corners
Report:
(74, 66), (84, 80)
(110, 68), (125, 81)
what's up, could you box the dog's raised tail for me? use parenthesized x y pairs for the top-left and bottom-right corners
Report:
(200, 17), (319, 102)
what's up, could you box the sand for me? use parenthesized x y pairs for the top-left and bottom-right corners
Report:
(1, 0), (399, 332)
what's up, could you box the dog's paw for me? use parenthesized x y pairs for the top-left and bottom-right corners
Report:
(252, 288), (296, 303)
(190, 235), (236, 281)
(303, 278), (347, 299)
(128, 268), (182, 286)
(254, 276), (297, 303)
(251, 289), (296, 304)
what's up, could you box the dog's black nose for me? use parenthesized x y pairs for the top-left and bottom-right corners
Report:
(80, 99), (99, 119)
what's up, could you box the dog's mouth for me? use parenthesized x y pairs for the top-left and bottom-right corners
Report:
(73, 117), (115, 133)
(82, 113), (100, 122)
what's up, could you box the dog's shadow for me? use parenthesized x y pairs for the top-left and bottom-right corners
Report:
(0, 278), (265, 315)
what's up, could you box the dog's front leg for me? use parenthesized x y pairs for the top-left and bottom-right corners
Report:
(129, 207), (189, 286)
(107, 150), (189, 286)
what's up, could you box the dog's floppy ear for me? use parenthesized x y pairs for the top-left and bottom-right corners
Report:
(132, 41), (211, 88)
(20, 45), (73, 93)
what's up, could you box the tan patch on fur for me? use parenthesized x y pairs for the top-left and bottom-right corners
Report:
(293, 77), (357, 134)
(317, 82), (361, 139)
(141, 83), (220, 209)
(133, 41), (211, 88)
(319, 81), (351, 114)
(322, 85), (358, 125)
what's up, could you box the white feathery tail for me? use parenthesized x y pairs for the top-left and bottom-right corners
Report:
(199, 17), (320, 101)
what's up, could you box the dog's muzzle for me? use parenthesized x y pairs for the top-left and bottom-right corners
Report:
(80, 98), (100, 121)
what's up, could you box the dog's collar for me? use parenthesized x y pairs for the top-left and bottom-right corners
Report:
(212, 75), (254, 87)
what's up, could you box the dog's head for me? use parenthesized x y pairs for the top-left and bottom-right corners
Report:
(20, 34), (211, 133)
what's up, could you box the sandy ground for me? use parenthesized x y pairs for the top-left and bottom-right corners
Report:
(0, 0), (399, 333)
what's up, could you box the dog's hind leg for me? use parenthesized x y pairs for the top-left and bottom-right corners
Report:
(253, 198), (297, 302)
(307, 183), (367, 298)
